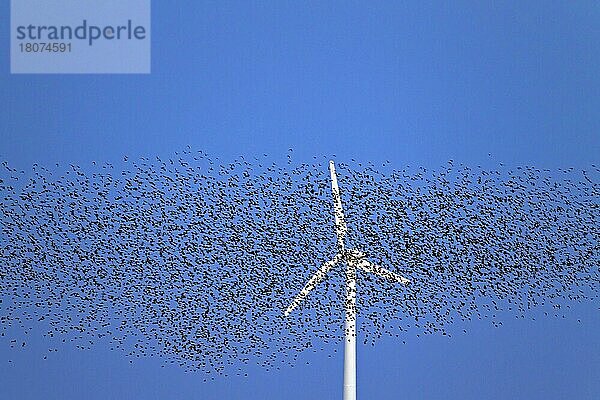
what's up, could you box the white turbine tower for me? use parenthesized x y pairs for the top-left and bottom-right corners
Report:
(284, 160), (410, 400)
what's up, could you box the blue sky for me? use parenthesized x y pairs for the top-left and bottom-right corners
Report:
(1, 2), (599, 399)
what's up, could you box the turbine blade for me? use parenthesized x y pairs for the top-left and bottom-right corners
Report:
(329, 161), (348, 240)
(358, 259), (410, 285)
(284, 254), (341, 316)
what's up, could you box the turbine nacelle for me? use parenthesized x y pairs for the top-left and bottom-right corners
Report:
(345, 249), (365, 260)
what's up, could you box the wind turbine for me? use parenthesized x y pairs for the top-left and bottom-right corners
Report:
(284, 160), (411, 400)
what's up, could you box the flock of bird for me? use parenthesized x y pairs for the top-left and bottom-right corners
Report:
(0, 149), (598, 377)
